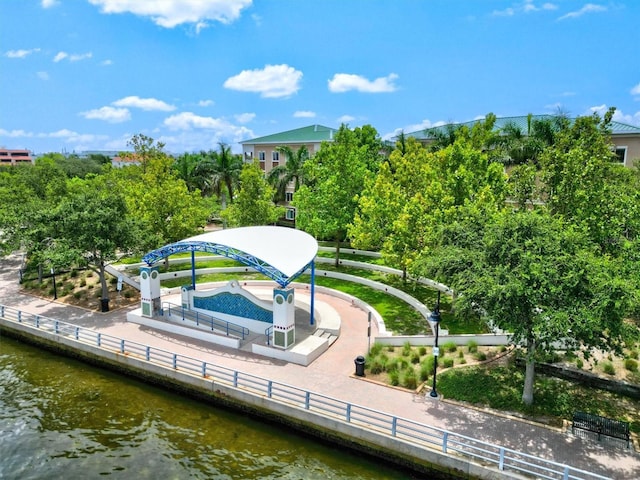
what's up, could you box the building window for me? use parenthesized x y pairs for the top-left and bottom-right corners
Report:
(286, 208), (296, 221)
(272, 151), (279, 162)
(285, 192), (294, 203)
(258, 151), (266, 161)
(614, 147), (627, 164)
(272, 161), (279, 168)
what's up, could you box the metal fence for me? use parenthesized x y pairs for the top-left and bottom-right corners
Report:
(161, 301), (249, 339)
(0, 304), (611, 480)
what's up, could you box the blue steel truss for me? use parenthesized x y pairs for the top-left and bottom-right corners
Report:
(142, 240), (311, 287)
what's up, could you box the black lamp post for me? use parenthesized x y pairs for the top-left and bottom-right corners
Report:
(50, 267), (58, 300)
(429, 291), (441, 398)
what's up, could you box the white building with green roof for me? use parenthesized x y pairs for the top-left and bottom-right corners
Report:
(404, 114), (640, 168)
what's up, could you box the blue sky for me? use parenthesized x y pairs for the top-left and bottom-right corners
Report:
(1, 0), (639, 154)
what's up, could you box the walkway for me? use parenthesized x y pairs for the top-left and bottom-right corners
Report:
(0, 253), (638, 479)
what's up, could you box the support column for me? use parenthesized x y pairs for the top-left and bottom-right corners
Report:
(140, 266), (161, 317)
(272, 287), (295, 349)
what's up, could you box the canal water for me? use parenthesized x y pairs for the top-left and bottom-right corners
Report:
(0, 335), (420, 480)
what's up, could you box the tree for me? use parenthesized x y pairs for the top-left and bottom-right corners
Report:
(221, 162), (284, 227)
(294, 124), (381, 266)
(51, 176), (139, 312)
(115, 135), (209, 255)
(267, 145), (309, 202)
(417, 210), (629, 405)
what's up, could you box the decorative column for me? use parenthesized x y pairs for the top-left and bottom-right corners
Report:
(140, 266), (161, 317)
(272, 287), (295, 348)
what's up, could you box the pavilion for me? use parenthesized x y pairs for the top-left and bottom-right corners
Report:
(135, 226), (319, 352)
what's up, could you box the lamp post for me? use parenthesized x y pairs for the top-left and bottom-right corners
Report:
(429, 291), (441, 398)
(50, 267), (58, 300)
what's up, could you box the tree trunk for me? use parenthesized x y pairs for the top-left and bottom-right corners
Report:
(221, 191), (227, 229)
(402, 266), (407, 283)
(99, 260), (109, 312)
(522, 338), (536, 406)
(334, 239), (340, 268)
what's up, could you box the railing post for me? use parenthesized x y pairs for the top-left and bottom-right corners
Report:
(346, 404), (351, 422)
(75, 327), (79, 340)
(562, 466), (569, 480)
(97, 333), (101, 347)
(54, 320), (59, 334)
(267, 381), (272, 398)
(391, 417), (397, 437)
(173, 354), (177, 369)
(35, 315), (40, 328)
(146, 346), (150, 361)
(202, 362), (206, 377)
(305, 392), (310, 410)
(1, 305), (4, 317)
(120, 339), (125, 353)
(17, 310), (21, 322)
(442, 432), (448, 453)
(233, 371), (238, 387)
(498, 448), (505, 471)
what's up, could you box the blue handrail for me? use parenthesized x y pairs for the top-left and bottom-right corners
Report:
(162, 301), (249, 340)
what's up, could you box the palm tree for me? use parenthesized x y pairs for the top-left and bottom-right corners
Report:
(194, 143), (243, 208)
(267, 145), (309, 202)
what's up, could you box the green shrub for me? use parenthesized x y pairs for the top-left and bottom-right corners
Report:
(124, 290), (134, 299)
(624, 358), (638, 372)
(396, 358), (410, 370)
(369, 342), (383, 356)
(402, 341), (412, 357)
(386, 345), (395, 352)
(467, 340), (478, 353)
(419, 363), (431, 382)
(418, 346), (427, 356)
(386, 358), (399, 373)
(73, 291), (83, 299)
(630, 350), (639, 360)
(109, 277), (117, 285)
(69, 270), (79, 278)
(576, 358), (584, 369)
(389, 370), (400, 386)
(474, 352), (487, 362)
(459, 358), (467, 364)
(402, 369), (417, 390)
(369, 359), (385, 375)
(602, 361), (615, 376)
(88, 284), (94, 289)
(442, 341), (457, 353)
(442, 357), (454, 368)
(410, 352), (421, 364)
(79, 278), (87, 287)
(458, 350), (464, 358)
(498, 345), (507, 353)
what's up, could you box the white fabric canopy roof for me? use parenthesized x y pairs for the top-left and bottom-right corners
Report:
(184, 226), (318, 279)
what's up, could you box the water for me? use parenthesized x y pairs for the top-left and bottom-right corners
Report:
(0, 336), (419, 480)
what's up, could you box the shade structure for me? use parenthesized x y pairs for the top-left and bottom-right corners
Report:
(142, 226), (318, 287)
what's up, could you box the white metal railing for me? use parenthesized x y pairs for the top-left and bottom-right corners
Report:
(0, 304), (612, 480)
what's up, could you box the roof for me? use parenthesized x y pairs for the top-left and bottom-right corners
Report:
(240, 125), (337, 145)
(142, 226), (318, 287)
(405, 115), (640, 140)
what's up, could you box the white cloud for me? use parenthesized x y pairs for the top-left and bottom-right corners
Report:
(0, 128), (33, 138)
(558, 3), (606, 20)
(631, 83), (640, 97)
(588, 104), (640, 126)
(80, 106), (131, 123)
(198, 99), (215, 107)
(101, 59), (113, 66)
(5, 48), (40, 59)
(400, 119), (448, 134)
(41, 0), (59, 8)
(88, 0), (252, 29)
(293, 111), (316, 118)
(234, 113), (255, 123)
(112, 96), (176, 111)
(37, 71), (50, 80)
(162, 112), (254, 147)
(337, 115), (355, 124)
(224, 64), (303, 98)
(328, 73), (398, 93)
(53, 51), (92, 62)
(492, 1), (557, 16)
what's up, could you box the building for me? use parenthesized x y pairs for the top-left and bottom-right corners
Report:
(404, 115), (640, 168)
(240, 125), (337, 222)
(0, 148), (33, 166)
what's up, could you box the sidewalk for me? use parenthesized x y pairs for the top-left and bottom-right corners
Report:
(1, 253), (638, 479)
